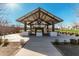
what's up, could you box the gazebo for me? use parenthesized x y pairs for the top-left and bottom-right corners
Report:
(17, 8), (63, 36)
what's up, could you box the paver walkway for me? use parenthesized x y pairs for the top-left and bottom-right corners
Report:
(15, 36), (62, 56)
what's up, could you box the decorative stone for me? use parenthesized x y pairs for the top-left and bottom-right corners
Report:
(50, 32), (57, 36)
(20, 32), (29, 36)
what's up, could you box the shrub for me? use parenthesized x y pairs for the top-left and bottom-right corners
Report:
(0, 39), (3, 45)
(70, 39), (77, 45)
(75, 34), (79, 36)
(20, 39), (25, 46)
(70, 33), (74, 35)
(53, 39), (60, 45)
(3, 39), (9, 47)
(77, 39), (79, 44)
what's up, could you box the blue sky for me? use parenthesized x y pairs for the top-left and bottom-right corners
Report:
(0, 3), (79, 26)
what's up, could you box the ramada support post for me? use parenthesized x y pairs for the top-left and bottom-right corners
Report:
(24, 22), (27, 31)
(30, 24), (32, 34)
(47, 25), (49, 32)
(52, 23), (54, 32)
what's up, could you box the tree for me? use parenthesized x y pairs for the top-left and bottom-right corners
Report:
(0, 4), (9, 39)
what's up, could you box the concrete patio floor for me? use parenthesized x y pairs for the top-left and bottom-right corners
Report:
(4, 33), (79, 56)
(2, 33), (79, 56)
(15, 36), (62, 56)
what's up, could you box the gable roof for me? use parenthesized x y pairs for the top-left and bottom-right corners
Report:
(17, 7), (63, 24)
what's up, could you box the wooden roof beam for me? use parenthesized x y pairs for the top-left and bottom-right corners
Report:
(17, 10), (39, 22)
(40, 10), (61, 22)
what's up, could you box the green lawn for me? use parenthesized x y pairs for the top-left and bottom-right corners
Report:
(55, 29), (79, 34)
